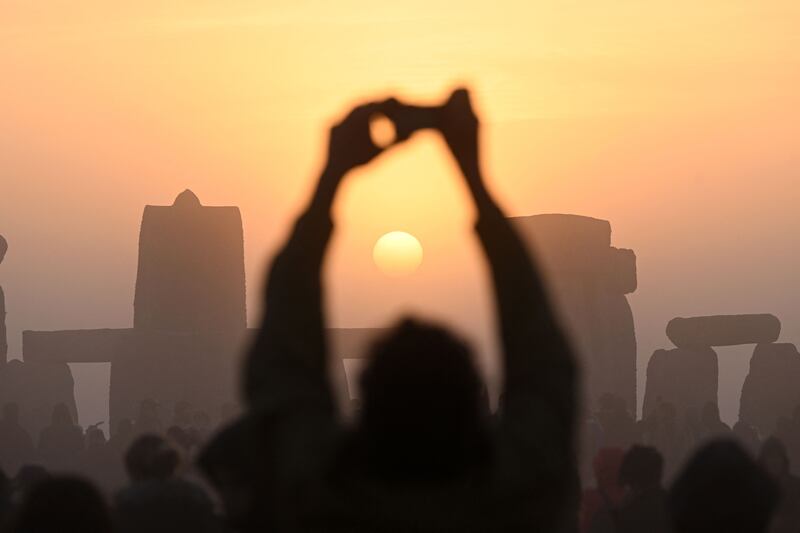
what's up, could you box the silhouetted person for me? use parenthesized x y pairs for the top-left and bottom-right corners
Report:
(694, 402), (731, 444)
(199, 417), (272, 532)
(115, 433), (220, 533)
(581, 448), (626, 533)
(0, 403), (35, 476)
(37, 403), (83, 472)
(8, 476), (112, 533)
(758, 437), (800, 533)
(105, 417), (136, 490)
(226, 88), (577, 532)
(597, 394), (639, 449)
(733, 419), (762, 455)
(642, 402), (685, 478)
(11, 464), (49, 505)
(669, 440), (777, 533)
(615, 445), (671, 533)
(134, 399), (163, 435)
(83, 423), (114, 492)
(0, 235), (8, 362)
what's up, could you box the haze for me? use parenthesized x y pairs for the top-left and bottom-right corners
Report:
(1, 1), (799, 429)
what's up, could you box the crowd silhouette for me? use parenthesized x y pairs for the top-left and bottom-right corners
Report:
(0, 88), (797, 533)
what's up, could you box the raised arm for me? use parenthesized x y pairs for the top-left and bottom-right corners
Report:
(244, 102), (392, 416)
(438, 90), (577, 459)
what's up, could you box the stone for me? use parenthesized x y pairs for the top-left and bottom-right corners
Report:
(512, 214), (637, 413)
(134, 190), (246, 332)
(642, 347), (719, 421)
(23, 191), (248, 432)
(666, 314), (780, 349)
(739, 343), (800, 436)
(0, 359), (78, 438)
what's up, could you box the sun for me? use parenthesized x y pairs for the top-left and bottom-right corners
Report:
(373, 231), (423, 276)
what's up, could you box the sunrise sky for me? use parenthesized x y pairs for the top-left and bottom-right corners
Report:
(2, 1), (799, 427)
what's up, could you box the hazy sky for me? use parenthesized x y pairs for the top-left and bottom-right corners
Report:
(2, 1), (799, 428)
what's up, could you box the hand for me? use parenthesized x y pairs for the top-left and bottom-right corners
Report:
(324, 100), (394, 177)
(439, 88), (481, 184)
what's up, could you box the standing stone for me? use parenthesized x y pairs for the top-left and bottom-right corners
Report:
(24, 190), (248, 432)
(134, 189), (246, 332)
(512, 214), (638, 414)
(642, 347), (719, 422)
(0, 235), (7, 362)
(739, 343), (800, 436)
(0, 235), (79, 436)
(0, 359), (78, 441)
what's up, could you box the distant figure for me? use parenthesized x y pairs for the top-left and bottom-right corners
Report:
(199, 417), (271, 531)
(37, 403), (83, 472)
(580, 448), (626, 533)
(105, 417), (135, 490)
(109, 418), (135, 452)
(82, 423), (114, 492)
(758, 437), (800, 533)
(616, 445), (671, 533)
(205, 89), (577, 531)
(0, 235), (8, 361)
(115, 434), (220, 533)
(0, 403), (35, 476)
(669, 440), (777, 533)
(597, 393), (639, 449)
(7, 476), (112, 533)
(694, 402), (731, 443)
(134, 399), (163, 435)
(733, 419), (762, 455)
(11, 464), (49, 504)
(641, 402), (685, 478)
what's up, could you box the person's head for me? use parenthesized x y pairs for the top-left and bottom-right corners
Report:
(124, 434), (180, 482)
(593, 448), (625, 491)
(619, 445), (663, 493)
(13, 465), (49, 498)
(356, 318), (488, 483)
(2, 403), (20, 424)
(9, 476), (111, 533)
(51, 403), (72, 426)
(669, 440), (777, 533)
(199, 417), (271, 530)
(758, 437), (789, 479)
(85, 425), (106, 450)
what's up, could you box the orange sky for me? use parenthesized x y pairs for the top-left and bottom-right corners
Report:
(2, 1), (799, 427)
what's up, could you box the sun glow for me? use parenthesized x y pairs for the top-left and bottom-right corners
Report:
(372, 231), (423, 276)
